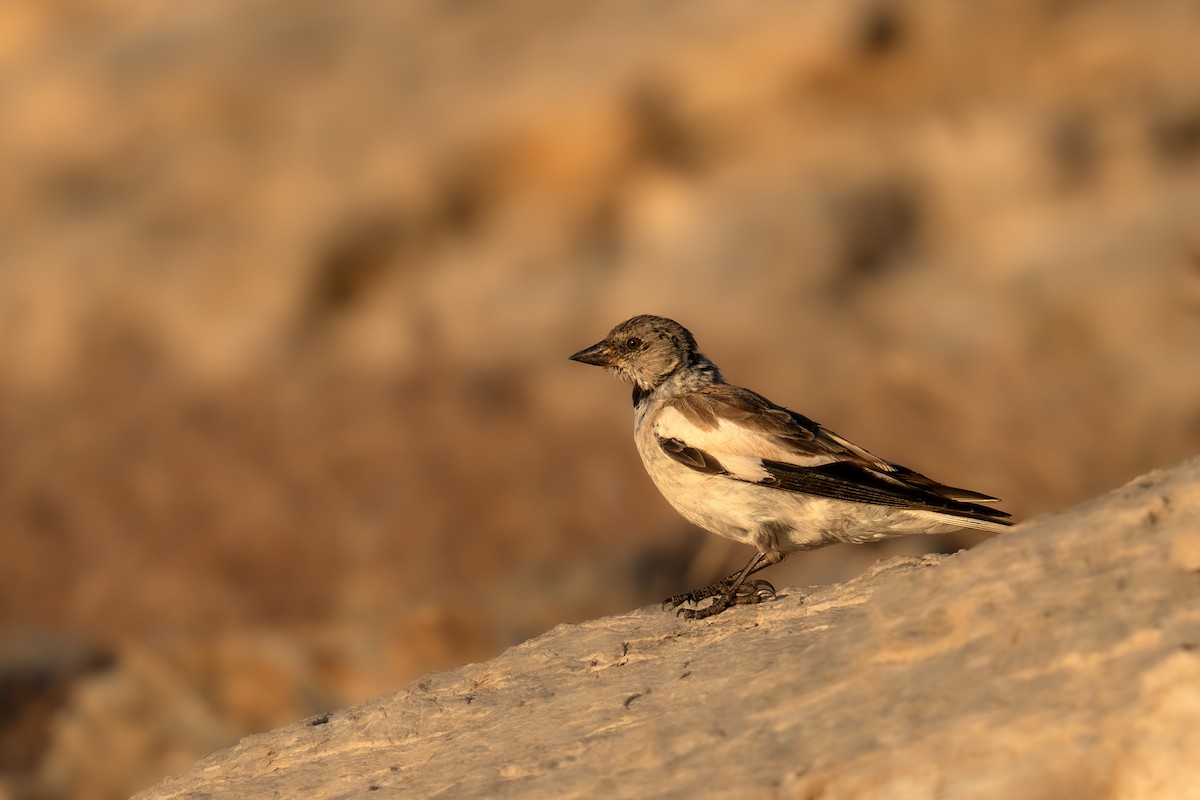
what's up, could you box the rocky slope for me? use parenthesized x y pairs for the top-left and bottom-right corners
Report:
(135, 457), (1200, 799)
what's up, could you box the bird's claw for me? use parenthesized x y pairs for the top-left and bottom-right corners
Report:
(735, 579), (777, 604)
(666, 579), (777, 619)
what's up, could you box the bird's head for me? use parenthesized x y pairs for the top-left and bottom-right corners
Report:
(569, 315), (702, 393)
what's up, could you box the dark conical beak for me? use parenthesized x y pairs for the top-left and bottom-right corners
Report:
(569, 340), (614, 367)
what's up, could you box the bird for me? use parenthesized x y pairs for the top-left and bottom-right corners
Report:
(569, 314), (1012, 619)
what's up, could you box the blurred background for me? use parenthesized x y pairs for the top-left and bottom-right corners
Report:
(2, 0), (1200, 797)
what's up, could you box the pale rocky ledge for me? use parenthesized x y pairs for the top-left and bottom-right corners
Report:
(137, 458), (1200, 799)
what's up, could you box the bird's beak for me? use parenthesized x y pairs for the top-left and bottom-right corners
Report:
(569, 340), (615, 367)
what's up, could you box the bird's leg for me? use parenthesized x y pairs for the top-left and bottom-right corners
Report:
(664, 552), (779, 619)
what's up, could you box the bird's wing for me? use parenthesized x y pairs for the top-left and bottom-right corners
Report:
(654, 385), (1011, 523)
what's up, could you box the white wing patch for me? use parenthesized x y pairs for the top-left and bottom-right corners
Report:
(654, 406), (838, 471)
(714, 454), (772, 482)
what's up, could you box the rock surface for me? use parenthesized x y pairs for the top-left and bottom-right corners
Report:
(135, 458), (1200, 799)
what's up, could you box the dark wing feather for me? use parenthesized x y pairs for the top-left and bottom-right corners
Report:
(759, 459), (1012, 524)
(658, 436), (726, 474)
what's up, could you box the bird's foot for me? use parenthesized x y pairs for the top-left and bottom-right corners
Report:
(663, 577), (735, 610)
(665, 579), (777, 620)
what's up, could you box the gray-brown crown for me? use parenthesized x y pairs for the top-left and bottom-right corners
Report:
(569, 315), (714, 393)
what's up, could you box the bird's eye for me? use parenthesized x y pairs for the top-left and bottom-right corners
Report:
(625, 337), (643, 350)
